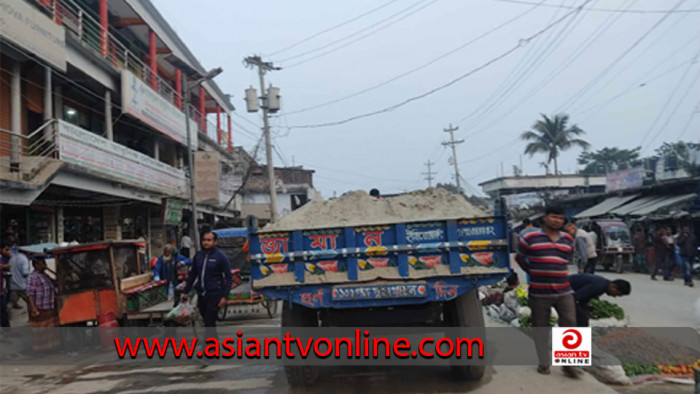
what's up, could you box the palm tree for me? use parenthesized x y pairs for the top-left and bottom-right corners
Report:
(521, 114), (590, 175)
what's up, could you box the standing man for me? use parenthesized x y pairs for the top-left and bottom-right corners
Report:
(516, 205), (579, 378)
(569, 273), (631, 327)
(26, 257), (60, 350)
(180, 232), (193, 259)
(565, 223), (591, 274)
(7, 242), (30, 311)
(677, 225), (696, 287)
(181, 231), (232, 328)
(632, 227), (647, 273)
(0, 242), (12, 330)
(583, 226), (599, 274)
(651, 227), (672, 281)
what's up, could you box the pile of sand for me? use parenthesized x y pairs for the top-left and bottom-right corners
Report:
(262, 187), (489, 232)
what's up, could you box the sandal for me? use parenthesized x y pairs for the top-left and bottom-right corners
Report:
(537, 365), (551, 375)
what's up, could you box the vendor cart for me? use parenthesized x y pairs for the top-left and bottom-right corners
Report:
(212, 227), (278, 320)
(51, 240), (172, 325)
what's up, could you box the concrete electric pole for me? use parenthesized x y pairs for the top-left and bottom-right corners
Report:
(422, 160), (436, 187)
(244, 56), (281, 222)
(441, 123), (464, 193)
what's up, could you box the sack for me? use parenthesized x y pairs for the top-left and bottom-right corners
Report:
(165, 302), (194, 325)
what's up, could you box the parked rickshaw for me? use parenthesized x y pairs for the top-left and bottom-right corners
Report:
(212, 227), (278, 320)
(577, 219), (634, 273)
(50, 240), (171, 325)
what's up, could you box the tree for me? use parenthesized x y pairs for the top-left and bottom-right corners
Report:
(578, 147), (641, 175)
(521, 114), (590, 175)
(654, 141), (700, 177)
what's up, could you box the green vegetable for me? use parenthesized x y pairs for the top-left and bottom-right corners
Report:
(588, 299), (625, 320)
(623, 364), (660, 377)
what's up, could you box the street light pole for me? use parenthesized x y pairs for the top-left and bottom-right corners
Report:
(182, 67), (222, 252)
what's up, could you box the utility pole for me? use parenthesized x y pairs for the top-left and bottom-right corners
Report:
(422, 160), (436, 187)
(244, 56), (281, 222)
(442, 124), (464, 193)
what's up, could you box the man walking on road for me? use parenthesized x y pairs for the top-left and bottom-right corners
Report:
(181, 231), (232, 328)
(676, 225), (696, 287)
(651, 227), (672, 281)
(632, 227), (647, 273)
(569, 274), (631, 327)
(516, 205), (580, 378)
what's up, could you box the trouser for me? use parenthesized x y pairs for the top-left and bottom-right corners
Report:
(584, 257), (597, 274)
(680, 256), (693, 282)
(575, 302), (589, 327)
(663, 256), (676, 279)
(10, 289), (28, 308)
(634, 254), (647, 273)
(529, 294), (577, 366)
(651, 255), (668, 278)
(0, 294), (9, 328)
(197, 295), (221, 328)
(181, 248), (191, 259)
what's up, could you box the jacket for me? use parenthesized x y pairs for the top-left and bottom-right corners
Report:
(153, 254), (191, 283)
(677, 232), (697, 258)
(182, 248), (232, 297)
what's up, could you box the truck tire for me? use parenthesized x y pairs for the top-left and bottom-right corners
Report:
(444, 289), (486, 381)
(282, 301), (319, 387)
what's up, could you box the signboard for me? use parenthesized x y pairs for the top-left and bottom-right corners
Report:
(57, 120), (187, 196)
(606, 168), (644, 192)
(0, 0), (67, 71)
(503, 192), (544, 210)
(195, 151), (220, 203)
(162, 198), (185, 226)
(121, 70), (198, 147)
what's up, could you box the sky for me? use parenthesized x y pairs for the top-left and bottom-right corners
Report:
(151, 0), (700, 198)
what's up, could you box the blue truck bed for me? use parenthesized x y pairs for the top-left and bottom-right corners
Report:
(248, 216), (510, 309)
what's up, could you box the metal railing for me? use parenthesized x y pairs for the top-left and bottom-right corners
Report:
(0, 119), (58, 181)
(32, 0), (181, 107)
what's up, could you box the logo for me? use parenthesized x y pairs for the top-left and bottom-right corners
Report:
(552, 327), (591, 366)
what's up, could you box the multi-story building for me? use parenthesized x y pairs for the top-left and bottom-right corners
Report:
(0, 0), (242, 258)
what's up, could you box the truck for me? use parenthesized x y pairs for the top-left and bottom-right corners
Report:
(247, 203), (511, 386)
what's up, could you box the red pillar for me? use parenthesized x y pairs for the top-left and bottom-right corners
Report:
(53, 0), (62, 26)
(149, 30), (157, 90)
(227, 114), (232, 152)
(99, 0), (108, 56)
(199, 86), (206, 132)
(216, 106), (221, 144)
(175, 69), (182, 109)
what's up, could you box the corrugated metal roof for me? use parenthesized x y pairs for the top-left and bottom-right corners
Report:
(610, 196), (662, 216)
(626, 193), (697, 216)
(574, 195), (639, 219)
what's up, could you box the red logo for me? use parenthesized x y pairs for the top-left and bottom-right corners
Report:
(562, 329), (582, 349)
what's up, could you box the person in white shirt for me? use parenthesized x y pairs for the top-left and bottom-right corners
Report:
(180, 233), (192, 259)
(584, 227), (599, 273)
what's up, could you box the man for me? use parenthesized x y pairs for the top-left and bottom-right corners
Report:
(651, 227), (672, 281)
(180, 233), (193, 259)
(569, 274), (631, 327)
(523, 218), (533, 229)
(583, 226), (599, 274)
(7, 242), (30, 310)
(153, 244), (191, 304)
(516, 204), (579, 378)
(676, 225), (696, 287)
(632, 227), (647, 273)
(0, 242), (11, 330)
(369, 188), (383, 200)
(565, 223), (591, 274)
(26, 257), (59, 350)
(181, 231), (232, 328)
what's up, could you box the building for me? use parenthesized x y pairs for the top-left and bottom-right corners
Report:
(0, 0), (243, 259)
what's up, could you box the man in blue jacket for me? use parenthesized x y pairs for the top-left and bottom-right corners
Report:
(569, 273), (630, 327)
(153, 244), (191, 305)
(181, 231), (232, 327)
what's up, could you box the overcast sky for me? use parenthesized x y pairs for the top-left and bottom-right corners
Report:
(152, 0), (700, 198)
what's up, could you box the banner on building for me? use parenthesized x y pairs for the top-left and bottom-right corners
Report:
(121, 70), (198, 147)
(162, 198), (185, 226)
(0, 0), (67, 71)
(606, 168), (644, 192)
(195, 151), (220, 204)
(57, 120), (187, 196)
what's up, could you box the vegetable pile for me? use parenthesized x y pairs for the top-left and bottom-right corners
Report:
(588, 299), (625, 320)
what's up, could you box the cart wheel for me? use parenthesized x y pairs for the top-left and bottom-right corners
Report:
(264, 299), (278, 318)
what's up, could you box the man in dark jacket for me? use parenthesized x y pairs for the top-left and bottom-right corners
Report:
(651, 227), (672, 281)
(181, 231), (232, 327)
(569, 273), (630, 327)
(153, 244), (191, 306)
(677, 225), (696, 287)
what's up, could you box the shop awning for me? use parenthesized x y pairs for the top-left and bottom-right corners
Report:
(609, 195), (662, 216)
(574, 194), (639, 219)
(625, 193), (697, 216)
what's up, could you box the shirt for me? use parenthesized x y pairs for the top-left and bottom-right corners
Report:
(9, 252), (30, 291)
(569, 274), (610, 305)
(518, 228), (574, 297)
(181, 236), (193, 249)
(27, 271), (55, 310)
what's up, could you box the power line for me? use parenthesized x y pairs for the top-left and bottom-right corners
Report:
(493, 0), (700, 13)
(265, 0), (400, 57)
(287, 1), (589, 131)
(276, 0), (432, 63)
(555, 0), (686, 112)
(677, 97), (700, 139)
(441, 124), (464, 193)
(283, 0), (547, 115)
(422, 160), (436, 187)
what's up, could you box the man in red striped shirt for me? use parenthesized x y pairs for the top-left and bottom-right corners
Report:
(516, 204), (579, 378)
